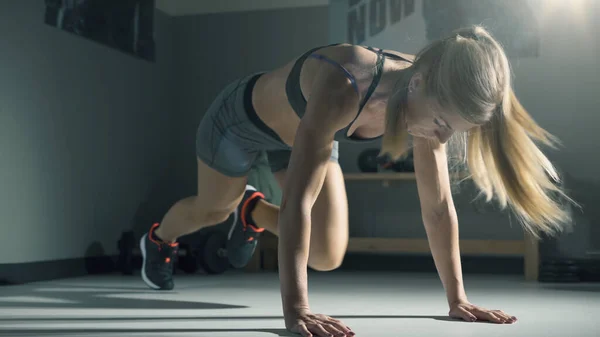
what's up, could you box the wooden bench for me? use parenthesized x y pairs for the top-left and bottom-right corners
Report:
(245, 172), (539, 281)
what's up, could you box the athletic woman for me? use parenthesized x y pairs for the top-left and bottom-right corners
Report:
(139, 25), (573, 337)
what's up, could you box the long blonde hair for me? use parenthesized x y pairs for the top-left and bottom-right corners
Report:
(381, 25), (576, 237)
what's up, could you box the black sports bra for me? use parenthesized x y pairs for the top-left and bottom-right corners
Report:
(285, 43), (413, 143)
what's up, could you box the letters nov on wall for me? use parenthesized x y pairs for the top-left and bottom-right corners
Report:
(343, 0), (540, 58)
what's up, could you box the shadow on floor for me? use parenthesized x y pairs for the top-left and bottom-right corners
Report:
(0, 329), (299, 337)
(0, 315), (459, 322)
(0, 328), (298, 336)
(540, 284), (600, 293)
(0, 316), (478, 336)
(0, 284), (246, 310)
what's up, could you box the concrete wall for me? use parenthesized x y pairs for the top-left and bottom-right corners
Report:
(0, 0), (175, 264)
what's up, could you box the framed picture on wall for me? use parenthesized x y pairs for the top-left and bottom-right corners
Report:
(44, 0), (156, 62)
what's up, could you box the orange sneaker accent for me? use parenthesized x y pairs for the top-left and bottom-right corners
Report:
(241, 192), (266, 233)
(248, 224), (264, 232)
(148, 223), (179, 248)
(148, 223), (161, 247)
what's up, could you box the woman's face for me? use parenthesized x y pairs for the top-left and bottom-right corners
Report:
(404, 73), (476, 143)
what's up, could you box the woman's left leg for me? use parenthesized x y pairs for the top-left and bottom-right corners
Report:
(265, 161), (349, 271)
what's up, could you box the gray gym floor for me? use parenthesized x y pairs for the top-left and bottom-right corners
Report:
(0, 271), (598, 337)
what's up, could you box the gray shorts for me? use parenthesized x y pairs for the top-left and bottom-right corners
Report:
(195, 73), (339, 177)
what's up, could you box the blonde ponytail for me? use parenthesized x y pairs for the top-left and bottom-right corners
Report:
(381, 24), (576, 237)
(467, 89), (575, 237)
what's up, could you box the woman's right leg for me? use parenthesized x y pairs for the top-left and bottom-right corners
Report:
(140, 158), (249, 290)
(139, 71), (284, 289)
(155, 158), (248, 243)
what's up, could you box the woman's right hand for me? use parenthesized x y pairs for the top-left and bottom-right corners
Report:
(286, 309), (355, 337)
(279, 59), (361, 337)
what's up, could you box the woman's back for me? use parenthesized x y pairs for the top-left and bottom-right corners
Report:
(251, 43), (414, 146)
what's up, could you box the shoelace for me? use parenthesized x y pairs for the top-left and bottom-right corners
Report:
(151, 244), (177, 278)
(243, 225), (262, 242)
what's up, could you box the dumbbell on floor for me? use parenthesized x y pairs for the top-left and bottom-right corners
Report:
(117, 230), (230, 275)
(539, 259), (581, 283)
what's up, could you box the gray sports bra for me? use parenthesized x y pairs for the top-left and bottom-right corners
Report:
(285, 43), (413, 143)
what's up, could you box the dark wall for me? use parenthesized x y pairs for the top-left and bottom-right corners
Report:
(0, 0), (175, 265)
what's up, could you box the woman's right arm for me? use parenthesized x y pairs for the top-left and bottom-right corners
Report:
(278, 65), (359, 337)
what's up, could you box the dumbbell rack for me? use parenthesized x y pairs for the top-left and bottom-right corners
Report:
(248, 172), (540, 282)
(117, 229), (231, 276)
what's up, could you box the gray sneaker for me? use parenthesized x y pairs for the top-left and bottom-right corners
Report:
(226, 185), (265, 269)
(140, 223), (178, 290)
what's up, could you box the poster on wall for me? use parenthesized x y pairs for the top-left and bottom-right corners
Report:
(44, 0), (156, 62)
(330, 0), (541, 58)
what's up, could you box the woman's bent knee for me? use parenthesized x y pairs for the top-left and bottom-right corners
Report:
(189, 191), (242, 226)
(308, 249), (345, 272)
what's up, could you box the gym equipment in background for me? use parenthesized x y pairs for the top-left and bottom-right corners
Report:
(117, 229), (230, 275)
(538, 259), (581, 283)
(357, 148), (414, 173)
(357, 148), (380, 172)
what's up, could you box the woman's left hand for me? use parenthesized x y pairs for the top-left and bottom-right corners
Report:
(449, 301), (518, 324)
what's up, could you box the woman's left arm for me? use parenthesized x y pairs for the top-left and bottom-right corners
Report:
(412, 137), (517, 324)
(412, 137), (467, 307)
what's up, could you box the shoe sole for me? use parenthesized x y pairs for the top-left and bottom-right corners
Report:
(140, 234), (161, 290)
